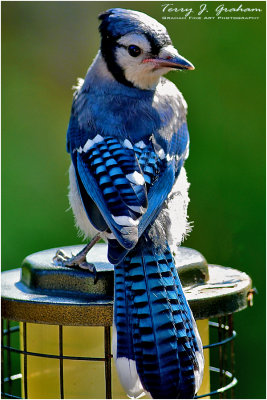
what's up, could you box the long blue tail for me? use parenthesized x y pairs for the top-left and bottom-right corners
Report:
(113, 237), (204, 399)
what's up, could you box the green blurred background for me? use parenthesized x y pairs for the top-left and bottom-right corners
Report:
(2, 1), (266, 398)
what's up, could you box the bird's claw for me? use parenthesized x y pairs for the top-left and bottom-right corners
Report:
(53, 249), (98, 283)
(54, 249), (67, 260)
(53, 249), (69, 264)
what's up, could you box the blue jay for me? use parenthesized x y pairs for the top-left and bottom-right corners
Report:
(54, 8), (204, 399)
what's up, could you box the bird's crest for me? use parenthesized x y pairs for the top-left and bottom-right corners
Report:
(98, 8), (170, 44)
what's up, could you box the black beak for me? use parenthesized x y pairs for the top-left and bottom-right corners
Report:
(142, 53), (195, 70)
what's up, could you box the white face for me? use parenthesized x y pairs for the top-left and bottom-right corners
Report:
(115, 33), (179, 90)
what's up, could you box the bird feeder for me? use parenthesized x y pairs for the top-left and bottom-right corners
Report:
(1, 244), (253, 399)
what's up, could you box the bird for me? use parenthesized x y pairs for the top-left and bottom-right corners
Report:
(54, 7), (204, 399)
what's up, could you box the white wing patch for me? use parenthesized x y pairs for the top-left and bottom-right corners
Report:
(112, 215), (140, 227)
(158, 148), (166, 160)
(128, 205), (144, 213)
(73, 134), (105, 153)
(126, 171), (145, 185)
(134, 140), (146, 149)
(83, 139), (94, 153)
(166, 154), (172, 162)
(93, 134), (104, 144)
(123, 139), (134, 149)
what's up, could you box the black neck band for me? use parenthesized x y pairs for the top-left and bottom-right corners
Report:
(100, 37), (134, 88)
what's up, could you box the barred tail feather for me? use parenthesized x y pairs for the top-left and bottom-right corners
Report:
(113, 237), (204, 399)
(112, 324), (146, 398)
(167, 251), (204, 393)
(113, 254), (146, 398)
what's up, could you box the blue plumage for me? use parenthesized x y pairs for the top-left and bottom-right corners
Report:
(62, 7), (204, 398)
(114, 237), (200, 398)
(75, 134), (147, 248)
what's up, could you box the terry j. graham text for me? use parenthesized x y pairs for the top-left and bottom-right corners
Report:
(161, 3), (262, 20)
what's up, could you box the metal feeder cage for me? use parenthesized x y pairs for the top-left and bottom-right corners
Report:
(1, 244), (253, 399)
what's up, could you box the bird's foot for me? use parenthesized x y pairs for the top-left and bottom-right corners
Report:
(53, 249), (98, 283)
(52, 233), (102, 283)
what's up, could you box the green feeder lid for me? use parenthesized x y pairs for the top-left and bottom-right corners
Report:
(1, 244), (252, 326)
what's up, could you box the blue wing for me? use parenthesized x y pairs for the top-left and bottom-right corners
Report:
(67, 106), (189, 259)
(68, 113), (148, 250)
(107, 124), (190, 264)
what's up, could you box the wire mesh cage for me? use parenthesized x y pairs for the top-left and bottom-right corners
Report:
(1, 244), (253, 399)
(2, 317), (238, 399)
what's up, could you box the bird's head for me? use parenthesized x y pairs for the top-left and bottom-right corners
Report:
(98, 8), (194, 90)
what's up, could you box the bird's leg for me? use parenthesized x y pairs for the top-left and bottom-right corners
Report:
(53, 232), (102, 282)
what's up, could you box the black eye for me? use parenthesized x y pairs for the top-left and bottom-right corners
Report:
(128, 45), (141, 57)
